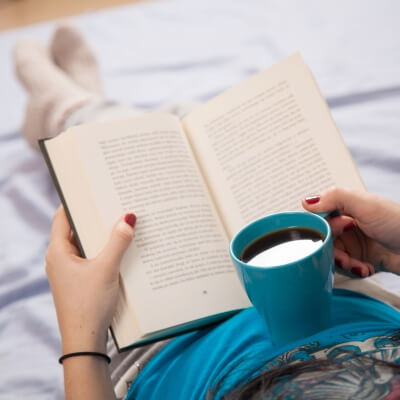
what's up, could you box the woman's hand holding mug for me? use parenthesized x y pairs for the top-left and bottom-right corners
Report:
(303, 187), (400, 278)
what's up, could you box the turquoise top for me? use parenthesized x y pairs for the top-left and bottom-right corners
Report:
(127, 290), (400, 399)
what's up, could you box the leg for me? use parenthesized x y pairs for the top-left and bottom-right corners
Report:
(13, 25), (141, 151)
(14, 25), (200, 151)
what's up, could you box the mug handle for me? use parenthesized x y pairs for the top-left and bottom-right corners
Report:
(316, 211), (330, 219)
(316, 210), (341, 219)
(314, 210), (381, 275)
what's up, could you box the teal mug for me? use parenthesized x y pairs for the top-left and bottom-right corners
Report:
(230, 211), (334, 345)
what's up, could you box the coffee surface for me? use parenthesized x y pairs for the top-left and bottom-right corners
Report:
(240, 227), (325, 267)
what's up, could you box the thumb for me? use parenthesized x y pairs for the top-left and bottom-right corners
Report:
(97, 213), (136, 269)
(301, 187), (371, 219)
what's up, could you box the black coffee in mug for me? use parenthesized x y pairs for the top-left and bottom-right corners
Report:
(240, 227), (325, 267)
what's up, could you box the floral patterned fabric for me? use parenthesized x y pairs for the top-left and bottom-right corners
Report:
(263, 331), (400, 399)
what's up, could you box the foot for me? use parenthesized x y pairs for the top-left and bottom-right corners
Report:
(50, 24), (103, 95)
(13, 38), (95, 150)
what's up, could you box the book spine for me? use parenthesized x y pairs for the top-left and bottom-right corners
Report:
(38, 138), (87, 258)
(39, 139), (123, 349)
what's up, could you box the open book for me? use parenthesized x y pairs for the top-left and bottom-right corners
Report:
(40, 53), (364, 350)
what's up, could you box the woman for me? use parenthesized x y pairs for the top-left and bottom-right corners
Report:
(15, 26), (400, 399)
(45, 187), (400, 400)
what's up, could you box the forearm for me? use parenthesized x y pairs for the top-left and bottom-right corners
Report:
(63, 356), (116, 400)
(45, 209), (136, 399)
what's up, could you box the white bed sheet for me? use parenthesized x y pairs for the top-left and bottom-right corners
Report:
(0, 0), (399, 397)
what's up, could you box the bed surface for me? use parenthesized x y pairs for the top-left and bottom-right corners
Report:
(1, 0), (400, 397)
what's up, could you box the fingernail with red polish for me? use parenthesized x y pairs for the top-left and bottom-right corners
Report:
(124, 213), (137, 228)
(351, 267), (363, 277)
(344, 222), (355, 232)
(305, 195), (320, 205)
(335, 258), (342, 268)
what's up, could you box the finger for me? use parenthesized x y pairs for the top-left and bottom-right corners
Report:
(328, 215), (356, 236)
(365, 262), (375, 276)
(334, 247), (375, 277)
(384, 252), (400, 275)
(96, 213), (136, 272)
(50, 206), (71, 243)
(302, 187), (371, 218)
(49, 206), (80, 257)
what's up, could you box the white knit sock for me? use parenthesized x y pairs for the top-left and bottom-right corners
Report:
(50, 24), (103, 95)
(13, 38), (95, 150)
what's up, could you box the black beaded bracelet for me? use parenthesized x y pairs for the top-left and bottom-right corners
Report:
(58, 351), (111, 365)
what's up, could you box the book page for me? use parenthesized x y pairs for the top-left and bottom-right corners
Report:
(44, 135), (143, 345)
(70, 114), (249, 347)
(183, 53), (365, 238)
(45, 134), (107, 259)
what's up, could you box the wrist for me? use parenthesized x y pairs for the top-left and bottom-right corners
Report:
(59, 351), (111, 366)
(61, 351), (116, 400)
(61, 327), (108, 354)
